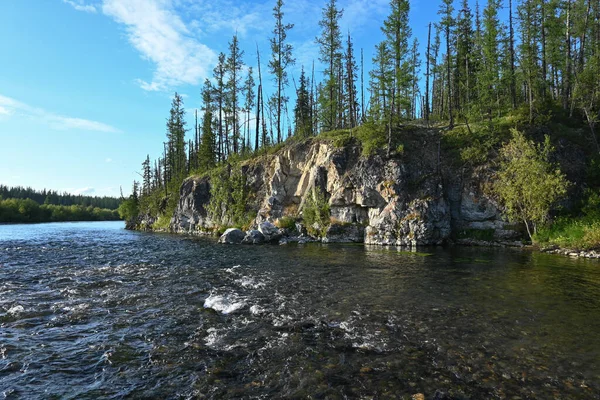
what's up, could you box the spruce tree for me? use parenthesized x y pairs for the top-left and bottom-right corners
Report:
(227, 34), (244, 154)
(344, 32), (359, 128)
(478, 0), (501, 121)
(213, 53), (226, 161)
(316, 0), (343, 132)
(269, 0), (295, 143)
(381, 0), (412, 119)
(243, 67), (255, 152)
(294, 66), (313, 137)
(438, 0), (455, 128)
(166, 92), (187, 182)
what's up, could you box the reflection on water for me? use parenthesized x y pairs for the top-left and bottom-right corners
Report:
(0, 221), (599, 399)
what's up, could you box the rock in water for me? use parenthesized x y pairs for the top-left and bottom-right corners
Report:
(258, 221), (282, 243)
(242, 230), (265, 244)
(218, 228), (245, 244)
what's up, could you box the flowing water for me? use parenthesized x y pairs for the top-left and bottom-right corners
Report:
(1, 221), (599, 399)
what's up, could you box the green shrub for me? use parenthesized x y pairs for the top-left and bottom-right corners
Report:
(494, 129), (569, 240)
(208, 164), (251, 227)
(302, 187), (330, 237)
(275, 216), (297, 231)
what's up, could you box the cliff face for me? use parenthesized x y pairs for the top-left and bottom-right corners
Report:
(169, 128), (521, 245)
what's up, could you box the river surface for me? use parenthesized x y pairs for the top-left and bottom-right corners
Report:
(1, 221), (599, 399)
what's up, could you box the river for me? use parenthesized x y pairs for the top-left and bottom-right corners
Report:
(0, 221), (599, 399)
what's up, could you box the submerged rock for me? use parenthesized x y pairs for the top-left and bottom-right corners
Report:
(242, 229), (265, 244)
(218, 228), (245, 244)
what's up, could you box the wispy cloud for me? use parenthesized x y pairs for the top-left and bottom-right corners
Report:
(102, 0), (217, 91)
(341, 0), (389, 33)
(62, 0), (97, 13)
(0, 106), (11, 116)
(105, 158), (113, 163)
(73, 187), (96, 195)
(0, 94), (121, 133)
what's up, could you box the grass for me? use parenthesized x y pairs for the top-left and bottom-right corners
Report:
(153, 214), (171, 231)
(534, 217), (600, 250)
(275, 216), (297, 230)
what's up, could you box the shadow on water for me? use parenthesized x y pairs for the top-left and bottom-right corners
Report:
(1, 222), (599, 399)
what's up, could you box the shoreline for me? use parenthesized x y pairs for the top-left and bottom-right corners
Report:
(130, 224), (600, 261)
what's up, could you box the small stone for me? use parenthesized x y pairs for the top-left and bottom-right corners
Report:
(412, 394), (425, 400)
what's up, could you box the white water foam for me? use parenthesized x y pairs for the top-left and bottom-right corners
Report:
(203, 293), (245, 314)
(235, 276), (265, 289)
(7, 305), (24, 315)
(224, 265), (241, 274)
(250, 305), (265, 315)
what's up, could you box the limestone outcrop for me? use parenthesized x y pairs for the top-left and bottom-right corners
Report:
(167, 130), (520, 245)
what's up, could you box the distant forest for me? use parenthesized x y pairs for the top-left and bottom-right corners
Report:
(0, 185), (121, 210)
(0, 185), (121, 223)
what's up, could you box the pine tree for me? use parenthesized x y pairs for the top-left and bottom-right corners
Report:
(316, 0), (344, 132)
(198, 110), (217, 172)
(344, 32), (359, 128)
(369, 41), (392, 123)
(438, 0), (455, 128)
(269, 0), (295, 144)
(381, 0), (412, 119)
(243, 67), (255, 152)
(478, 0), (501, 121)
(409, 38), (421, 120)
(166, 92), (187, 182)
(294, 66), (313, 137)
(226, 34), (245, 154)
(425, 23), (432, 124)
(142, 155), (151, 196)
(213, 53), (226, 161)
(456, 0), (475, 116)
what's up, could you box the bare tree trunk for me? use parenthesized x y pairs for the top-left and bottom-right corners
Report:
(541, 0), (548, 98)
(360, 48), (364, 122)
(564, 0), (572, 110)
(425, 23), (431, 126)
(446, 25), (454, 129)
(387, 88), (395, 158)
(509, 0), (517, 109)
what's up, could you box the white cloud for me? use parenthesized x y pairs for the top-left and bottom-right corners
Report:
(105, 158), (113, 163)
(0, 106), (11, 116)
(102, 0), (217, 91)
(62, 0), (97, 13)
(0, 94), (121, 133)
(341, 0), (389, 32)
(73, 187), (96, 195)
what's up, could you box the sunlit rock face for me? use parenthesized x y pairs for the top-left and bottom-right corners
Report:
(169, 129), (519, 245)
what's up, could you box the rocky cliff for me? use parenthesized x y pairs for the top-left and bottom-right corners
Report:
(166, 127), (523, 246)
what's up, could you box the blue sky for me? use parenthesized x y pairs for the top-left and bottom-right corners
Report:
(0, 0), (489, 197)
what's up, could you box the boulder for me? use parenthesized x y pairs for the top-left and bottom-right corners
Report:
(242, 229), (265, 244)
(218, 228), (245, 244)
(258, 221), (282, 242)
(323, 223), (365, 243)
